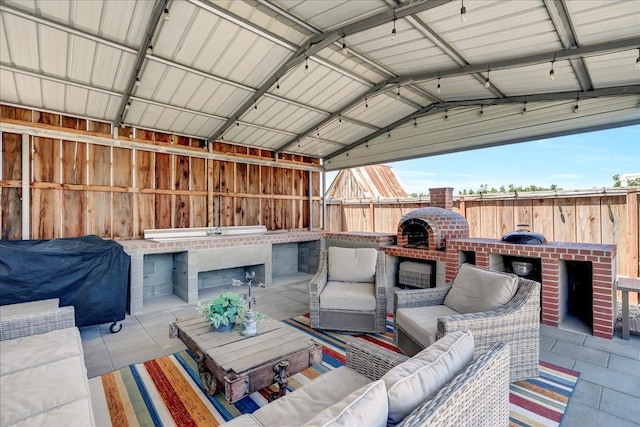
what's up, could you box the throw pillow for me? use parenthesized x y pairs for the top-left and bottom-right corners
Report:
(381, 330), (474, 426)
(327, 247), (378, 283)
(302, 380), (388, 427)
(443, 263), (518, 314)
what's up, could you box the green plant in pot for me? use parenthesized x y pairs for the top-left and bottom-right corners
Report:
(197, 292), (246, 333)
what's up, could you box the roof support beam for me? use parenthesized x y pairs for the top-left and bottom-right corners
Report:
(114, 0), (169, 128)
(208, 0), (450, 143)
(544, 0), (593, 91)
(275, 36), (639, 155)
(326, 85), (640, 160)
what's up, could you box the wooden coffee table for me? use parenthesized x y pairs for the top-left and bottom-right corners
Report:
(170, 316), (322, 403)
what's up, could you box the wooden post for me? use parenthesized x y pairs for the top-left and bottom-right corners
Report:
(369, 202), (375, 232)
(21, 133), (30, 239)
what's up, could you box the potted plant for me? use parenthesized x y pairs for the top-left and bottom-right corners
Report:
(197, 292), (245, 333)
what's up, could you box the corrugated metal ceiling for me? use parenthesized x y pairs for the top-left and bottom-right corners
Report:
(0, 0), (638, 169)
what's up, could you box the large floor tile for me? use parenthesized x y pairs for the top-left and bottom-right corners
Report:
(541, 325), (587, 345)
(551, 340), (609, 367)
(598, 388), (640, 424)
(562, 400), (639, 427)
(573, 360), (640, 398)
(540, 350), (576, 370)
(570, 379), (602, 408)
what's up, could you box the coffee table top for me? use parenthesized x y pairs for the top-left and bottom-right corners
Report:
(174, 316), (316, 374)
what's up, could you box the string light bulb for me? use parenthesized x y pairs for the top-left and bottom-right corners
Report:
(387, 130), (391, 138)
(484, 69), (491, 88)
(444, 109), (448, 120)
(549, 59), (555, 80)
(135, 77), (140, 87)
(254, 100), (258, 110)
(396, 84), (400, 99)
(574, 97), (579, 113)
(276, 78), (280, 92)
(163, 8), (170, 21)
(522, 99), (527, 115)
(338, 114), (342, 124)
(636, 48), (640, 70)
(124, 101), (131, 110)
(479, 105), (484, 116)
(414, 117), (417, 127)
(146, 45), (153, 55)
(365, 96), (368, 108)
(437, 76), (441, 93)
(236, 120), (240, 127)
(342, 37), (348, 55)
(391, 11), (397, 40)
(304, 57), (309, 74)
(460, 0), (467, 22)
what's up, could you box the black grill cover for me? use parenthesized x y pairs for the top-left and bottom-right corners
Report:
(0, 235), (130, 327)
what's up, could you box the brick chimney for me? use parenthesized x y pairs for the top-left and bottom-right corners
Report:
(429, 188), (453, 209)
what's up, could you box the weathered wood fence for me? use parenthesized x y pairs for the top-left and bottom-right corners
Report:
(326, 188), (640, 280)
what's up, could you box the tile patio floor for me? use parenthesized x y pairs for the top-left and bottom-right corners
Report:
(81, 273), (640, 426)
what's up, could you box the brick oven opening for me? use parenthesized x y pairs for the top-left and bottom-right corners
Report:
(402, 223), (429, 248)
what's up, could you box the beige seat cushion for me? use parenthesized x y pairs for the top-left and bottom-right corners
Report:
(381, 330), (474, 426)
(395, 305), (459, 348)
(328, 247), (378, 283)
(302, 380), (388, 427)
(320, 281), (376, 311)
(443, 263), (518, 314)
(253, 366), (371, 427)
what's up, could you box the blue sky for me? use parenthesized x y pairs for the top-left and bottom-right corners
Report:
(328, 124), (640, 195)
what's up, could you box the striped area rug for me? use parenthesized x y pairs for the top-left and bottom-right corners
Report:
(91, 314), (579, 427)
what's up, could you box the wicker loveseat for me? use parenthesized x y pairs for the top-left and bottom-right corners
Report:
(224, 330), (510, 427)
(394, 263), (541, 382)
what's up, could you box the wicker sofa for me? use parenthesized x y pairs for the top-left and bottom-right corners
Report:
(224, 330), (510, 427)
(394, 263), (541, 382)
(0, 300), (96, 427)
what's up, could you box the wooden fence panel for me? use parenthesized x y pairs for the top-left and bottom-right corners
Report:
(533, 199), (554, 239)
(112, 148), (131, 188)
(175, 156), (190, 191)
(87, 191), (110, 237)
(175, 194), (190, 228)
(62, 190), (84, 237)
(33, 137), (59, 183)
(553, 198), (576, 242)
(137, 194), (155, 234)
(155, 194), (171, 229)
(497, 200), (514, 237)
(89, 145), (110, 186)
(191, 196), (207, 228)
(576, 197), (601, 243)
(191, 157), (206, 192)
(62, 141), (86, 184)
(514, 200), (532, 229)
(113, 193), (133, 238)
(601, 195), (628, 277)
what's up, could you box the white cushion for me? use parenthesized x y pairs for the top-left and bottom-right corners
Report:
(381, 330), (474, 426)
(328, 247), (378, 283)
(253, 366), (371, 427)
(320, 281), (376, 311)
(395, 305), (460, 348)
(443, 263), (518, 314)
(302, 380), (388, 427)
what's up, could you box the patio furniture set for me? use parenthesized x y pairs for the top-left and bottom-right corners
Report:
(0, 245), (541, 426)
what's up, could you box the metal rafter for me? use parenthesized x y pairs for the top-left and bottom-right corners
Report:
(544, 0), (593, 91)
(114, 0), (169, 128)
(326, 84), (640, 160)
(404, 14), (506, 98)
(208, 0), (451, 143)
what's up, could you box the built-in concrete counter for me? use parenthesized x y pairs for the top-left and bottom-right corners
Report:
(120, 231), (324, 314)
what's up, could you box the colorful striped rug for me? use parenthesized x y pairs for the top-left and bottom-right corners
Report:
(91, 314), (579, 427)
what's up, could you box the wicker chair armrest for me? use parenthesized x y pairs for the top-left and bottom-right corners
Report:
(309, 250), (328, 297)
(346, 337), (409, 381)
(0, 306), (76, 341)
(375, 251), (388, 293)
(398, 342), (510, 427)
(394, 286), (451, 311)
(437, 279), (540, 346)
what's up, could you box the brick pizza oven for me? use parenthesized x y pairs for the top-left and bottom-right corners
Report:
(397, 207), (469, 250)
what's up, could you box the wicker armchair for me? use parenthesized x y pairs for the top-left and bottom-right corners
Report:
(309, 248), (387, 333)
(345, 337), (510, 427)
(394, 274), (540, 382)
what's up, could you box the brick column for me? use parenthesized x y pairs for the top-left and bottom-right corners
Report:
(429, 187), (453, 209)
(541, 258), (559, 327)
